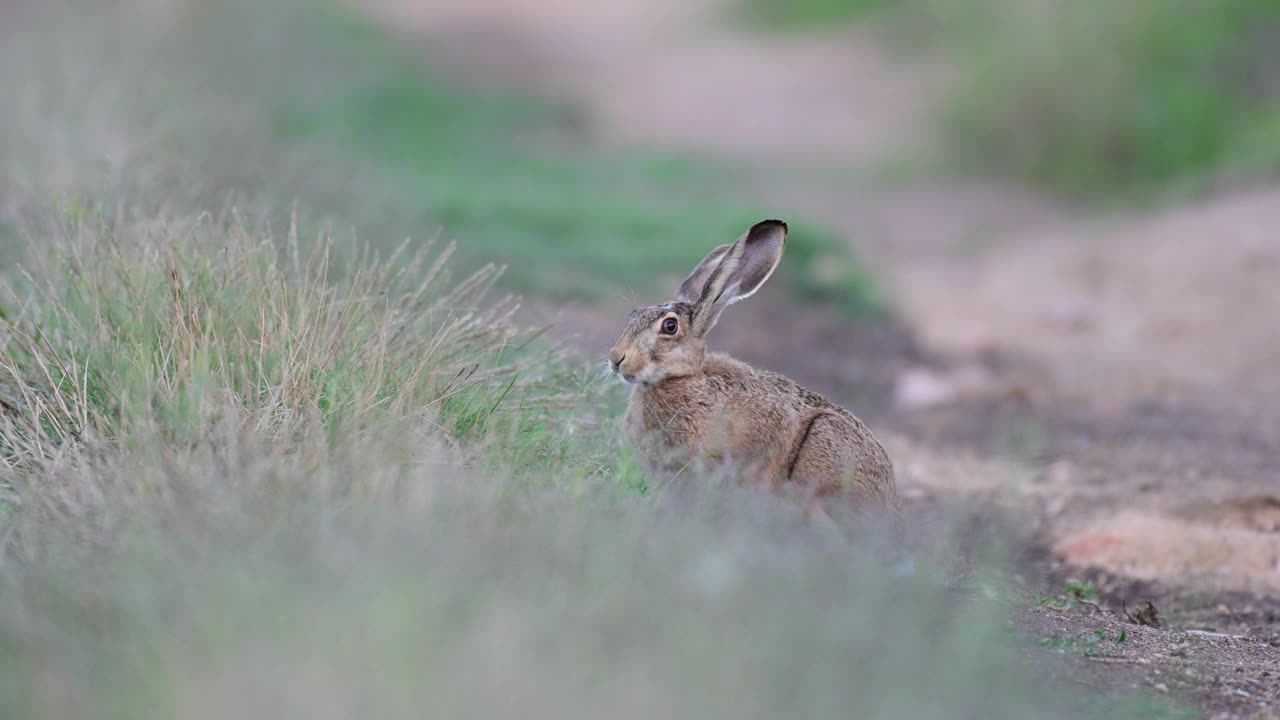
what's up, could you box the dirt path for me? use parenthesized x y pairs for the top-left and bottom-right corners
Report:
(373, 0), (934, 164)
(363, 2), (1280, 715)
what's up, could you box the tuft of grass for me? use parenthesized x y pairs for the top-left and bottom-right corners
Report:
(1036, 629), (1128, 659)
(0, 202), (633, 554)
(0, 206), (566, 460)
(1036, 578), (1102, 611)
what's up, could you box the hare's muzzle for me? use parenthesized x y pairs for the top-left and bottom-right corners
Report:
(608, 349), (640, 383)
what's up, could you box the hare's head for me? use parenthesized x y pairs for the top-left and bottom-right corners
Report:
(609, 219), (787, 385)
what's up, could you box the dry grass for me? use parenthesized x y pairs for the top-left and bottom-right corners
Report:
(0, 209), (539, 443)
(0, 203), (607, 553)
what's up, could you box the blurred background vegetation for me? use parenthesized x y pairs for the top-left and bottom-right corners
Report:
(168, 1), (881, 309)
(747, 0), (1280, 199)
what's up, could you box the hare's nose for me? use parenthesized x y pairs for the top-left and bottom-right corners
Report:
(609, 350), (626, 370)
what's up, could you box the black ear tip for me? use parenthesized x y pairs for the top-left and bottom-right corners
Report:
(753, 219), (788, 233)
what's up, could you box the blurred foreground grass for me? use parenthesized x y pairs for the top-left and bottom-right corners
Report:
(0, 2), (1192, 718)
(745, 0), (1280, 200)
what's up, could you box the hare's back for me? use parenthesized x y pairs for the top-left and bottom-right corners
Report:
(703, 353), (841, 415)
(705, 353), (897, 485)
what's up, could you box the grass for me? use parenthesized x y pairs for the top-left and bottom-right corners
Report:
(1036, 629), (1127, 658)
(739, 0), (1280, 200)
(1037, 578), (1102, 611)
(0, 210), (532, 448)
(0, 2), (1195, 718)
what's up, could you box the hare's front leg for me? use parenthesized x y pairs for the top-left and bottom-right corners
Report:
(625, 407), (696, 482)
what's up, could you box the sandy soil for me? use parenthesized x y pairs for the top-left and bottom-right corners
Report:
(362, 2), (1280, 715)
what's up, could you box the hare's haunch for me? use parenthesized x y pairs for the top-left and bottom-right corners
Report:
(609, 220), (899, 520)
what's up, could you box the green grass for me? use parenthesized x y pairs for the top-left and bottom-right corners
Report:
(0, 211), (533, 447)
(0, 206), (634, 493)
(1036, 578), (1102, 611)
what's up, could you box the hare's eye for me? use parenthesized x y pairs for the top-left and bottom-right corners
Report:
(660, 317), (679, 335)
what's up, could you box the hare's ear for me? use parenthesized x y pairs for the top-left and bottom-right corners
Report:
(676, 243), (733, 303)
(690, 219), (787, 336)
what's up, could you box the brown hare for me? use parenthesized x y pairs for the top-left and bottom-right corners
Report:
(609, 219), (900, 526)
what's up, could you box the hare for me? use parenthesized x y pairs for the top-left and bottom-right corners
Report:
(609, 219), (900, 525)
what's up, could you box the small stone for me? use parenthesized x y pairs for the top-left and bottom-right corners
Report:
(1045, 495), (1067, 516)
(1154, 683), (1169, 693)
(901, 486), (927, 500)
(1045, 459), (1074, 485)
(894, 367), (956, 410)
(893, 364), (993, 410)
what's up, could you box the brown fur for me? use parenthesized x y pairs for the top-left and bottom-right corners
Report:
(609, 220), (900, 523)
